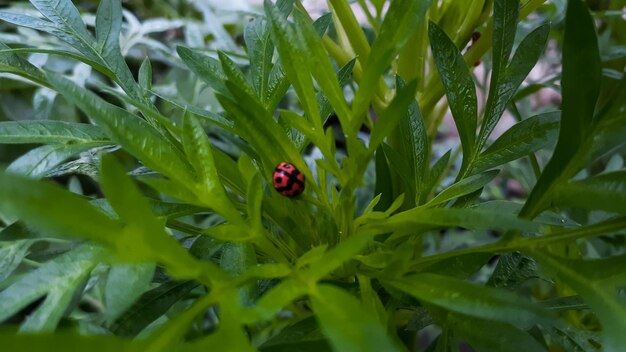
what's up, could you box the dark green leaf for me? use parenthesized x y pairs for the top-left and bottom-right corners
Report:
(553, 171), (626, 215)
(426, 170), (499, 207)
(429, 21), (477, 172)
(521, 0), (601, 218)
(473, 112), (560, 173)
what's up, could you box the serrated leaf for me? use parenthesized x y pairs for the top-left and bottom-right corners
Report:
(46, 73), (194, 185)
(473, 111), (560, 173)
(265, 1), (322, 129)
(478, 23), (550, 150)
(176, 47), (230, 98)
(0, 120), (108, 144)
(0, 245), (104, 332)
(182, 113), (242, 223)
(429, 21), (477, 172)
(7, 142), (107, 178)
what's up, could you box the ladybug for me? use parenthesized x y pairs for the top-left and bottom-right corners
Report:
(273, 162), (305, 197)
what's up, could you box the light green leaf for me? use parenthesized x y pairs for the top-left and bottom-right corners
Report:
(0, 245), (104, 332)
(182, 113), (242, 223)
(352, 0), (429, 124)
(361, 207), (540, 238)
(176, 47), (230, 98)
(0, 120), (108, 144)
(310, 284), (401, 352)
(265, 1), (322, 129)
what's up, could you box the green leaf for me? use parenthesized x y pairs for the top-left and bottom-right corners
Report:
(182, 113), (242, 223)
(553, 171), (626, 215)
(294, 11), (352, 130)
(475, 0), (519, 150)
(448, 313), (548, 352)
(99, 155), (219, 280)
(429, 21), (477, 172)
(0, 42), (47, 86)
(369, 79), (419, 151)
(111, 280), (200, 337)
(0, 240), (35, 281)
(95, 0), (122, 57)
(310, 284), (401, 352)
(104, 263), (156, 324)
(521, 0), (601, 218)
(138, 57), (153, 92)
(0, 171), (123, 243)
(352, 0), (430, 124)
(391, 79), (429, 204)
(0, 331), (143, 352)
(531, 251), (626, 351)
(30, 0), (93, 42)
(7, 143), (107, 178)
(264, 1), (322, 130)
(486, 252), (538, 289)
(426, 170), (499, 207)
(361, 207), (540, 238)
(46, 73), (194, 185)
(0, 121), (108, 144)
(176, 47), (230, 98)
(473, 112), (560, 173)
(0, 245), (104, 332)
(478, 23), (550, 150)
(383, 273), (556, 328)
(260, 317), (330, 352)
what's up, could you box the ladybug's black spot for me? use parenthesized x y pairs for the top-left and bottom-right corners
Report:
(275, 177), (283, 183)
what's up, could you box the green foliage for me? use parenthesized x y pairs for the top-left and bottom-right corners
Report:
(0, 0), (624, 351)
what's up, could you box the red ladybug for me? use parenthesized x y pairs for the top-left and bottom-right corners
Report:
(273, 162), (305, 197)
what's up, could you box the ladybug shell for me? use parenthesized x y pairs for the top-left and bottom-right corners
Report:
(272, 162), (305, 197)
